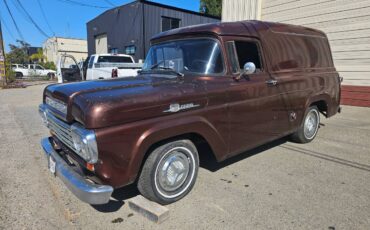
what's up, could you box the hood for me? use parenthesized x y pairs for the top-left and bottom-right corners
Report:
(44, 76), (207, 128)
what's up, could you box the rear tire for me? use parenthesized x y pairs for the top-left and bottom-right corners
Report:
(290, 106), (320, 143)
(138, 140), (199, 205)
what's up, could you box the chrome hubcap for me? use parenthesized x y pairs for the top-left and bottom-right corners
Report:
(157, 151), (190, 192)
(304, 110), (319, 139)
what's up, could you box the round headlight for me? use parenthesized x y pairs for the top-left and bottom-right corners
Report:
(71, 130), (83, 153)
(71, 124), (98, 164)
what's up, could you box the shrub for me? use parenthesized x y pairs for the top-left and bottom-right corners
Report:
(41, 61), (56, 71)
(5, 62), (16, 83)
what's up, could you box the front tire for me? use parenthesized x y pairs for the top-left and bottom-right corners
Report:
(47, 72), (55, 79)
(291, 106), (320, 143)
(15, 72), (23, 79)
(138, 140), (199, 205)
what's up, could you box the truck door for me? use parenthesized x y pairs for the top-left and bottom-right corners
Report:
(57, 54), (82, 83)
(224, 38), (290, 156)
(29, 64), (37, 76)
(35, 65), (45, 76)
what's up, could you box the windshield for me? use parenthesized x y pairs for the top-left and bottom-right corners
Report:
(142, 38), (224, 75)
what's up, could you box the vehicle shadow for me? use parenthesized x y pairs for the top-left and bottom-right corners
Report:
(91, 183), (139, 213)
(199, 137), (288, 172)
(92, 137), (288, 213)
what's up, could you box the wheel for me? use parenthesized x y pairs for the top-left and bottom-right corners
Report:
(290, 106), (320, 143)
(15, 72), (23, 79)
(47, 73), (55, 79)
(138, 139), (199, 205)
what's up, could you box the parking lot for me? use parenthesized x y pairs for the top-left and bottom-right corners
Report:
(0, 83), (369, 229)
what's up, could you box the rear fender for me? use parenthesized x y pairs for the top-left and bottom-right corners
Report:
(305, 94), (332, 117)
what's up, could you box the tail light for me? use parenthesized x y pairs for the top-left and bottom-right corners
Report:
(112, 68), (118, 78)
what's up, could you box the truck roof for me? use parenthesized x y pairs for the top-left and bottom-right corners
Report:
(92, 54), (133, 57)
(151, 20), (326, 42)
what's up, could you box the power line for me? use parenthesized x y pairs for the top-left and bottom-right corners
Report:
(10, 0), (32, 23)
(36, 0), (55, 35)
(2, 0), (25, 41)
(54, 0), (110, 9)
(0, 8), (16, 40)
(13, 0), (50, 38)
(102, 0), (116, 7)
(0, 14), (16, 40)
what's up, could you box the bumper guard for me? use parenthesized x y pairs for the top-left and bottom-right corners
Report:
(41, 137), (113, 204)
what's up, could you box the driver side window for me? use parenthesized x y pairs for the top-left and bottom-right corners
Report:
(233, 41), (262, 73)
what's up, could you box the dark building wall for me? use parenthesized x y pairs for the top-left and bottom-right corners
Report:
(142, 3), (220, 58)
(27, 47), (42, 56)
(87, 1), (220, 61)
(87, 2), (143, 61)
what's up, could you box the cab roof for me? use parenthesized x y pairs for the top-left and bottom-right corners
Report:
(151, 20), (326, 42)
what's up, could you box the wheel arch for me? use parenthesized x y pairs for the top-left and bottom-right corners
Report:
(306, 94), (331, 117)
(15, 71), (24, 77)
(127, 116), (227, 183)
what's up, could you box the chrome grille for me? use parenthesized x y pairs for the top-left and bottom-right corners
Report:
(46, 112), (76, 152)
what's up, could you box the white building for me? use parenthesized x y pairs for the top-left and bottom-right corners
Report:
(222, 0), (370, 87)
(43, 37), (88, 65)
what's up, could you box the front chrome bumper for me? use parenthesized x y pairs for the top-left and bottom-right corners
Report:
(41, 137), (113, 204)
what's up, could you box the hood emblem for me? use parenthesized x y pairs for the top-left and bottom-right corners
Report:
(164, 103), (200, 113)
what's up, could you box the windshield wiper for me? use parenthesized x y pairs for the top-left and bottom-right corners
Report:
(150, 60), (164, 70)
(153, 66), (184, 77)
(139, 61), (184, 78)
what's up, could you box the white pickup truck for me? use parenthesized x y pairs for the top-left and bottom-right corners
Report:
(57, 54), (142, 83)
(86, 54), (142, 80)
(12, 64), (56, 78)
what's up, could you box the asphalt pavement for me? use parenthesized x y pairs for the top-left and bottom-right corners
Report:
(0, 84), (369, 230)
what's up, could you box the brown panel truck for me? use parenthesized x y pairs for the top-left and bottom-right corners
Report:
(39, 21), (341, 205)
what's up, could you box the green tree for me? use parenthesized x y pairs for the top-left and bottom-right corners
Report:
(30, 48), (45, 63)
(6, 40), (30, 64)
(200, 0), (222, 17)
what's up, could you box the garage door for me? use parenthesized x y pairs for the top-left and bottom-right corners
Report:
(95, 34), (107, 54)
(261, 0), (370, 86)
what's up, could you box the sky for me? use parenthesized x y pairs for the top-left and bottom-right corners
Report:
(0, 0), (200, 52)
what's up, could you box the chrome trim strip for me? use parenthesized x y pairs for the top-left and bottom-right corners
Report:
(41, 138), (113, 204)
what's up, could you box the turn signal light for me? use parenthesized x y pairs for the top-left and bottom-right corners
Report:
(86, 163), (95, 171)
(112, 68), (118, 78)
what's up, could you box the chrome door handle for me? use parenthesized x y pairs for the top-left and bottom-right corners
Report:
(266, 79), (278, 86)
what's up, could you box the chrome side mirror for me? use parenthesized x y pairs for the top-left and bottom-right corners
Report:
(243, 62), (256, 75)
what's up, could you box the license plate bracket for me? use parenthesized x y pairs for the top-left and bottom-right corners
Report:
(49, 156), (56, 175)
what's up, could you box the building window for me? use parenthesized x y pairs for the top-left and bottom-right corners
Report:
(125, 45), (136, 55)
(161, 16), (181, 32)
(109, 48), (118, 54)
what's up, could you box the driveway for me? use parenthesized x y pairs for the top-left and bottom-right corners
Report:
(0, 84), (369, 229)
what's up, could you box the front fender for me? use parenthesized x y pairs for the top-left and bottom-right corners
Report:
(127, 115), (227, 182)
(94, 114), (228, 188)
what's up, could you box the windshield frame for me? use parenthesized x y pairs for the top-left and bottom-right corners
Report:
(143, 37), (226, 76)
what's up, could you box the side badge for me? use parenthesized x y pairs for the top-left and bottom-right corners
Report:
(164, 103), (200, 113)
(289, 111), (297, 121)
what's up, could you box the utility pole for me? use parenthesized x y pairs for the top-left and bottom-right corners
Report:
(0, 22), (6, 86)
